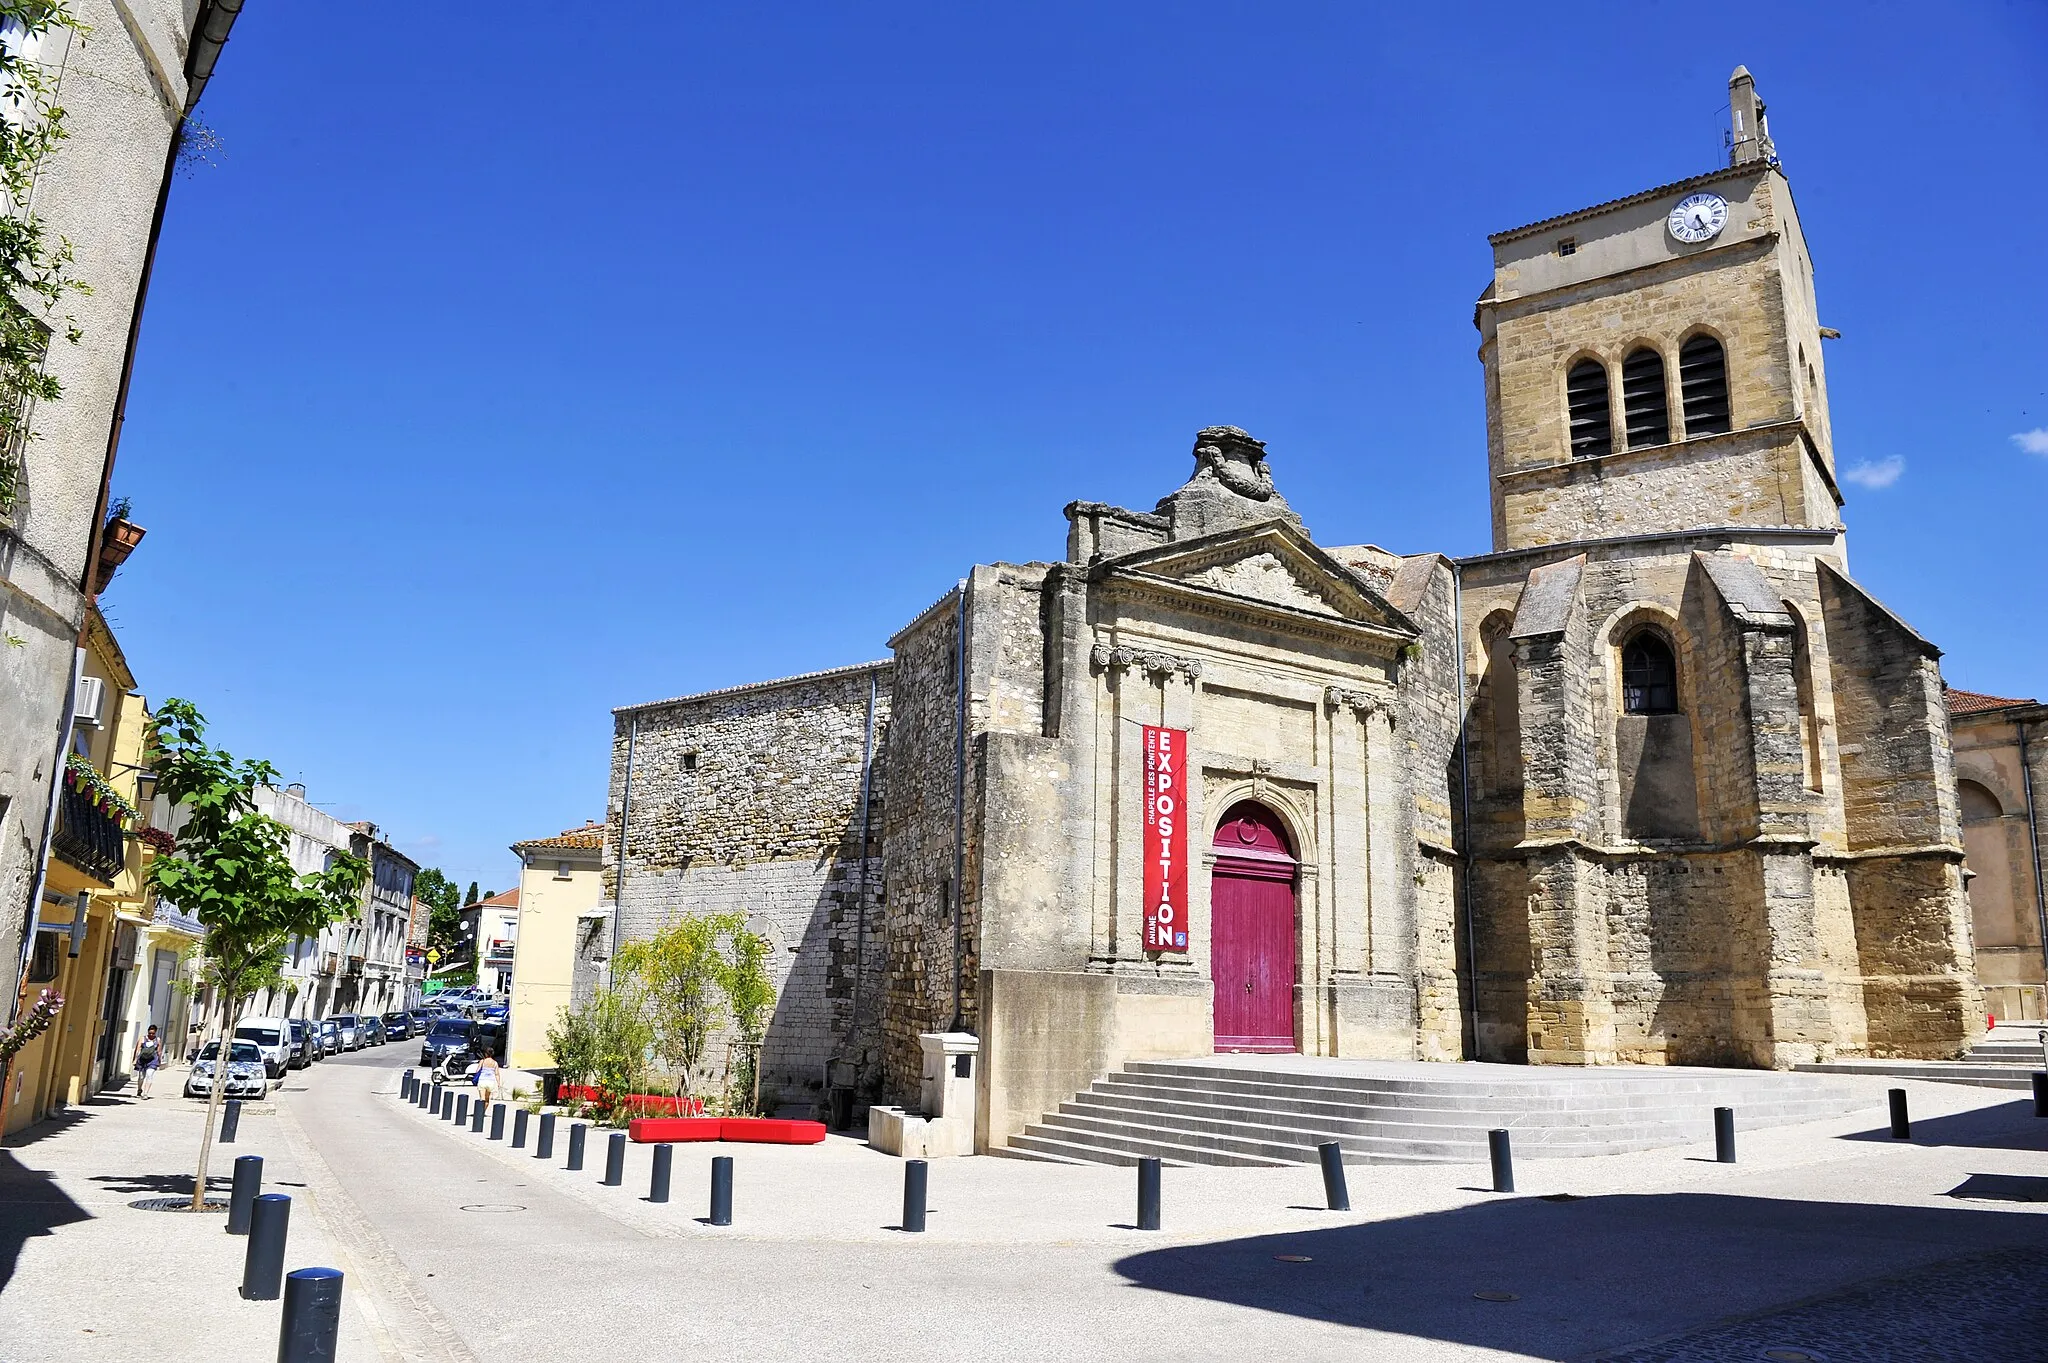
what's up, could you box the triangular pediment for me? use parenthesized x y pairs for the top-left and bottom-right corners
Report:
(1095, 520), (1419, 638)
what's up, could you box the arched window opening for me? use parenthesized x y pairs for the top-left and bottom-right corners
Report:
(1566, 359), (1612, 460)
(1790, 612), (1824, 792)
(1957, 780), (2002, 824)
(1678, 334), (1731, 437)
(1621, 347), (1669, 448)
(1621, 632), (1678, 715)
(1481, 617), (1521, 797)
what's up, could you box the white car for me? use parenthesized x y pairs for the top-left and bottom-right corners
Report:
(232, 1016), (292, 1079)
(186, 1040), (268, 1099)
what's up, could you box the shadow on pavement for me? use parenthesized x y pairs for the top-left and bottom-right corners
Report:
(1112, 1192), (2048, 1360)
(0, 1150), (91, 1294)
(87, 1170), (231, 1198)
(1838, 1099), (2048, 1150)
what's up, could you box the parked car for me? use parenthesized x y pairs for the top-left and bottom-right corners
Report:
(232, 1016), (292, 1079)
(360, 1015), (386, 1046)
(408, 1006), (435, 1032)
(319, 1018), (341, 1056)
(380, 1011), (413, 1041)
(331, 1014), (361, 1050)
(186, 1040), (268, 1099)
(286, 1018), (315, 1068)
(419, 1016), (476, 1071)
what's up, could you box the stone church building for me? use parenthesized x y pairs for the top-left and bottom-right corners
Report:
(592, 69), (1982, 1142)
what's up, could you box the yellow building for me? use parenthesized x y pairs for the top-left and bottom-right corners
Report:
(507, 823), (604, 1070)
(6, 607), (164, 1135)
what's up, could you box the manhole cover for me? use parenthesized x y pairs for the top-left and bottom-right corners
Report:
(1473, 1290), (1520, 1302)
(1761, 1351), (1827, 1363)
(1273, 1254), (1313, 1263)
(129, 1197), (228, 1212)
(459, 1204), (525, 1213)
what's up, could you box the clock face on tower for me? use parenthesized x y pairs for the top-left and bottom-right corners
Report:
(1668, 192), (1729, 244)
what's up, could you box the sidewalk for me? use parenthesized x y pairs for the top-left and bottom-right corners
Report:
(0, 1063), (380, 1363)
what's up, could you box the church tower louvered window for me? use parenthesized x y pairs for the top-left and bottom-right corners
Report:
(1566, 359), (1612, 459)
(1621, 347), (1669, 448)
(1678, 334), (1731, 436)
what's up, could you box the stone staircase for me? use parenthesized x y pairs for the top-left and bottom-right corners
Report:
(1795, 1025), (2048, 1092)
(996, 1056), (1869, 1168)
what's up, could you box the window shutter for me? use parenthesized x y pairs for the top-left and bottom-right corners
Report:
(1566, 360), (1612, 459)
(1678, 335), (1731, 436)
(1621, 348), (1670, 448)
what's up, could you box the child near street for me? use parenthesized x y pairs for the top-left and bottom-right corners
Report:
(133, 1025), (162, 1098)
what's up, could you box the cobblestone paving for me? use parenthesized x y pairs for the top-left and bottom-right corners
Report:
(1598, 1249), (2048, 1362)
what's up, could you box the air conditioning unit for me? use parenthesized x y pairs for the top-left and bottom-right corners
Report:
(72, 676), (106, 729)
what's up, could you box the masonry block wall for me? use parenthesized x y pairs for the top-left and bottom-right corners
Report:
(603, 664), (890, 1110)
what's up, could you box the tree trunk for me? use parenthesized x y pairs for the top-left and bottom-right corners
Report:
(189, 988), (237, 1211)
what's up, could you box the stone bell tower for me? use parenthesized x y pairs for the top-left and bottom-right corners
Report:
(1475, 66), (1841, 555)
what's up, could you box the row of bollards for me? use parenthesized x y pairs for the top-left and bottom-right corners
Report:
(217, 1149), (345, 1362)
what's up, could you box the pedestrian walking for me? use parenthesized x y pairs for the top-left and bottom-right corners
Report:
(475, 1051), (501, 1107)
(133, 1025), (163, 1098)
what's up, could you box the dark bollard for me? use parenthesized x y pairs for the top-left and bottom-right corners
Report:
(604, 1131), (627, 1186)
(2034, 1072), (2048, 1118)
(277, 1267), (343, 1363)
(416, 1081), (429, 1110)
(226, 1154), (263, 1235)
(456, 1093), (470, 1126)
(470, 1098), (486, 1133)
(1889, 1088), (1911, 1139)
(709, 1154), (733, 1225)
(512, 1108), (530, 1148)
(400, 1071), (412, 1101)
(490, 1103), (507, 1140)
(536, 1112), (556, 1159)
(1488, 1129), (1514, 1193)
(649, 1143), (673, 1203)
(1714, 1107), (1737, 1164)
(220, 1098), (242, 1144)
(430, 1081), (443, 1114)
(566, 1121), (587, 1171)
(1316, 1141), (1351, 1211)
(902, 1159), (928, 1232)
(1136, 1156), (1162, 1230)
(240, 1193), (290, 1300)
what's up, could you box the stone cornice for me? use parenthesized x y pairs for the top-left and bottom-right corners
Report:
(1099, 572), (1416, 654)
(1324, 685), (1399, 727)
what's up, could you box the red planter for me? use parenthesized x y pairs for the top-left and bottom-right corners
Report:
(556, 1084), (704, 1117)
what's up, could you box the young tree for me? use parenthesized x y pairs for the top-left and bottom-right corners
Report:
(413, 866), (462, 953)
(464, 880), (479, 907)
(617, 911), (773, 1105)
(147, 699), (366, 1210)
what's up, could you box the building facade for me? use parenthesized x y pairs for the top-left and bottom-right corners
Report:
(599, 69), (1984, 1139)
(0, 1), (242, 1032)
(1947, 689), (2047, 1022)
(508, 824), (604, 1070)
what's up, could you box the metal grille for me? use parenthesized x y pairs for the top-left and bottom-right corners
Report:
(1566, 360), (1612, 459)
(1621, 633), (1678, 714)
(1679, 334), (1732, 436)
(1621, 348), (1669, 448)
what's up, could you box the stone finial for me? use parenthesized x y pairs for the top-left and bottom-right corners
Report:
(1155, 426), (1304, 540)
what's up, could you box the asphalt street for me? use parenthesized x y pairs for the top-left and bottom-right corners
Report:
(283, 1049), (2048, 1363)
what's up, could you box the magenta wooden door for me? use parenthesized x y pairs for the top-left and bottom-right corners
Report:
(1211, 802), (1297, 1053)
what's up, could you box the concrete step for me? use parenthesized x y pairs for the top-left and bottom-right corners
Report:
(1114, 1063), (1843, 1108)
(983, 1143), (1089, 1166)
(1007, 1126), (1290, 1168)
(1794, 1061), (2040, 1090)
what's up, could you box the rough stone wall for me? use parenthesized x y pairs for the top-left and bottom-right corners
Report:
(603, 663), (890, 1109)
(880, 591), (968, 1102)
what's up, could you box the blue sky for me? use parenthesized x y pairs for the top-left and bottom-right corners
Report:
(102, 4), (2047, 892)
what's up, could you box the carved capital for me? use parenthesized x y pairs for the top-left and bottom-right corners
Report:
(1093, 642), (1202, 683)
(1324, 685), (1399, 729)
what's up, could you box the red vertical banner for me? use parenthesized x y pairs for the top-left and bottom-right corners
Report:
(1142, 725), (1189, 952)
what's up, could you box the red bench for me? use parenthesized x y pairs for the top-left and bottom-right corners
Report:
(627, 1116), (827, 1145)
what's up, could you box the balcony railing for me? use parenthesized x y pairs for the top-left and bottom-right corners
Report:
(52, 780), (125, 883)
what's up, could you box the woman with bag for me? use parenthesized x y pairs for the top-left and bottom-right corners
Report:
(133, 1025), (163, 1099)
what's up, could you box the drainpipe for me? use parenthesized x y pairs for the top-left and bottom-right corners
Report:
(2016, 710), (2048, 1016)
(605, 714), (639, 993)
(1450, 560), (1481, 1055)
(948, 579), (969, 1034)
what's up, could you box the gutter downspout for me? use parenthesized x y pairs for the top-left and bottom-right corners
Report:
(2016, 712), (2048, 1011)
(1450, 561), (1481, 1056)
(948, 579), (968, 1034)
(606, 715), (639, 993)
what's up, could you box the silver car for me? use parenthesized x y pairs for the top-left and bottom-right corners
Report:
(331, 1014), (361, 1050)
(185, 1040), (268, 1099)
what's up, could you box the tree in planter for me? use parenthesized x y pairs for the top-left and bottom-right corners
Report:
(147, 699), (366, 1210)
(617, 911), (774, 1111)
(720, 924), (774, 1116)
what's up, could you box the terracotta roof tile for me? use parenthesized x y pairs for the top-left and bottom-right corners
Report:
(1945, 687), (2038, 716)
(512, 821), (606, 853)
(474, 888), (519, 909)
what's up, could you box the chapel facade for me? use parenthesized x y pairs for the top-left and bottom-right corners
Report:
(592, 69), (1982, 1138)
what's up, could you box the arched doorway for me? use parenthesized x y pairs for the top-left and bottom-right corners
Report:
(1211, 801), (1298, 1053)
